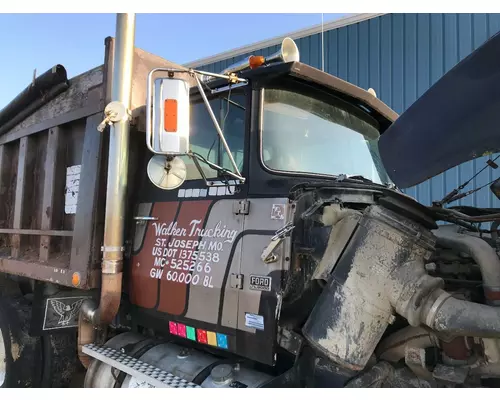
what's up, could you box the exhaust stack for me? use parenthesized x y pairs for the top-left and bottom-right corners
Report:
(78, 13), (136, 367)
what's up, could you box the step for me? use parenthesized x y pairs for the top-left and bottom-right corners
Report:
(82, 343), (201, 388)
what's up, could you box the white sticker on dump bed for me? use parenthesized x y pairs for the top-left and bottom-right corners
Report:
(65, 164), (81, 214)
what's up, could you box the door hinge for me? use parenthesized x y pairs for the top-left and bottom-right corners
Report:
(230, 273), (244, 289)
(233, 199), (250, 215)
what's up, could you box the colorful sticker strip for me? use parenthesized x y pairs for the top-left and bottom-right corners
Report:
(169, 321), (229, 350)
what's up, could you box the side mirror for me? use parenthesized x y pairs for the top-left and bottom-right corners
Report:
(147, 75), (190, 155)
(145, 67), (247, 191)
(145, 74), (191, 190)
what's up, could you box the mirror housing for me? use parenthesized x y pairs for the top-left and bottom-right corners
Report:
(148, 75), (190, 155)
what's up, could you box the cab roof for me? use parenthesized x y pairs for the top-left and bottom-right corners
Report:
(198, 61), (398, 133)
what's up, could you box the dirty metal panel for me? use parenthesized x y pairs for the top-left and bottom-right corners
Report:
(11, 136), (30, 259)
(39, 126), (60, 262)
(0, 114), (105, 289)
(69, 113), (105, 288)
(0, 38), (197, 289)
(0, 36), (112, 289)
(0, 88), (103, 148)
(5, 66), (104, 138)
(0, 258), (76, 286)
(230, 197), (293, 366)
(238, 198), (291, 335)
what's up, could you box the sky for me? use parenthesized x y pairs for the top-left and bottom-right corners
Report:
(0, 13), (346, 110)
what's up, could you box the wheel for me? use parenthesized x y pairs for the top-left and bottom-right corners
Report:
(0, 296), (41, 387)
(40, 330), (81, 387)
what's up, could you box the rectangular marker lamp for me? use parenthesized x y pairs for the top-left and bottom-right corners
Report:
(152, 77), (190, 154)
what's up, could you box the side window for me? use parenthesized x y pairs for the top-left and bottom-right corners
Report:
(183, 99), (219, 180)
(183, 93), (246, 181)
(220, 95), (245, 172)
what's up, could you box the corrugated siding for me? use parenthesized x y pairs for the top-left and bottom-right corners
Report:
(196, 13), (500, 208)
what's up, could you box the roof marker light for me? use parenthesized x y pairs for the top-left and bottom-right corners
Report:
(249, 55), (266, 69)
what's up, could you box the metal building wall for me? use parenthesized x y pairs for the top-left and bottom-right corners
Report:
(196, 14), (500, 208)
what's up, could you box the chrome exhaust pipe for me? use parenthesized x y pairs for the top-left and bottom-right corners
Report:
(78, 12), (135, 366)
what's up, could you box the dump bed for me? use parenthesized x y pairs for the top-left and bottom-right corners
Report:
(0, 37), (189, 289)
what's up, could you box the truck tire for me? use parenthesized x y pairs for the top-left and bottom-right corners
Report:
(0, 296), (41, 388)
(40, 330), (80, 387)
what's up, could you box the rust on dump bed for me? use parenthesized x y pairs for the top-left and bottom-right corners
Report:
(0, 36), (190, 289)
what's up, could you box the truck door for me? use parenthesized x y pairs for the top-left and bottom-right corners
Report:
(180, 93), (247, 330)
(129, 90), (248, 345)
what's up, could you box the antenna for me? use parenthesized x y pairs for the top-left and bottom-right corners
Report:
(321, 13), (325, 72)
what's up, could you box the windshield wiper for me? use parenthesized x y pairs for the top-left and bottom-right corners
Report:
(335, 174), (375, 184)
(344, 175), (373, 183)
(335, 174), (396, 190)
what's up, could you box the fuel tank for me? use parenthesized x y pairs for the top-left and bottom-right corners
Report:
(84, 332), (273, 388)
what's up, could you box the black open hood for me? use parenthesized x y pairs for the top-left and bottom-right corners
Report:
(379, 31), (500, 189)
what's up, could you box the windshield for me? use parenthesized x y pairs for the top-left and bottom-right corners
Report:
(261, 88), (392, 185)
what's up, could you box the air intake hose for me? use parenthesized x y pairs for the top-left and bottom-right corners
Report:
(303, 204), (500, 374)
(422, 288), (500, 338)
(433, 226), (500, 305)
(302, 205), (441, 371)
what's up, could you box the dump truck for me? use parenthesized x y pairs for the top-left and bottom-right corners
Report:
(2, 13), (500, 388)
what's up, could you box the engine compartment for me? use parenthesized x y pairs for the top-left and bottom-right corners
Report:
(282, 183), (500, 387)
